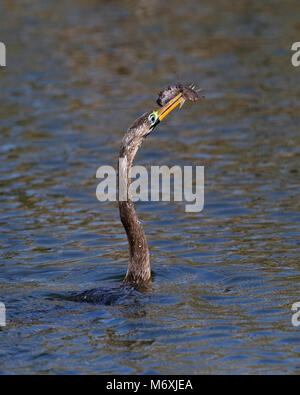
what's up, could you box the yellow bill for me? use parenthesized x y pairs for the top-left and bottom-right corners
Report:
(157, 93), (184, 121)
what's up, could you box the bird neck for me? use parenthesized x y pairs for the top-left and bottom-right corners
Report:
(118, 142), (151, 287)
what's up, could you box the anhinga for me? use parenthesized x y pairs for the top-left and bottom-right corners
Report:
(119, 83), (199, 288)
(72, 84), (199, 303)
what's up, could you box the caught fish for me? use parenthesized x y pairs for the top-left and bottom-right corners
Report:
(157, 83), (202, 108)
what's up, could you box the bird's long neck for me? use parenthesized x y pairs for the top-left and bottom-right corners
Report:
(118, 137), (151, 286)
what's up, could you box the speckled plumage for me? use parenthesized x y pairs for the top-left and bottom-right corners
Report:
(119, 83), (199, 288)
(119, 112), (152, 286)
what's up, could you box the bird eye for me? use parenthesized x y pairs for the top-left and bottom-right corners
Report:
(148, 111), (158, 126)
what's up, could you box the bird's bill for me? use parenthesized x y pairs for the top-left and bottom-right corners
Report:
(157, 93), (184, 122)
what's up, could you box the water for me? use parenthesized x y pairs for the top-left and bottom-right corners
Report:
(0, 0), (300, 374)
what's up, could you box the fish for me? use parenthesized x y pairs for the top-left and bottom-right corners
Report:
(157, 83), (202, 108)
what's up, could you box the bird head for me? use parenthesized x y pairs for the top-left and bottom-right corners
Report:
(147, 93), (184, 132)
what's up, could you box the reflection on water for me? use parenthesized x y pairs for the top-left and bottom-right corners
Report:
(0, 0), (300, 374)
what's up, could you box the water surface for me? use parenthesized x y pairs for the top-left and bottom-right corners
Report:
(0, 0), (300, 374)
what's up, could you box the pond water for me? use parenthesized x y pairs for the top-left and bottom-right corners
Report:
(0, 0), (300, 374)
